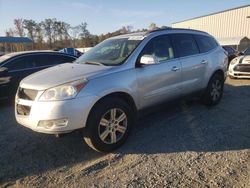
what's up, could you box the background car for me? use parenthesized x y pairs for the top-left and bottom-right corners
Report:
(228, 54), (250, 79)
(0, 51), (77, 100)
(222, 46), (238, 65)
(58, 48), (83, 57)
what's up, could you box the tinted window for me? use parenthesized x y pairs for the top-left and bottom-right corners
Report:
(194, 35), (218, 53)
(140, 35), (175, 62)
(48, 54), (75, 65)
(172, 34), (199, 57)
(6, 56), (36, 71)
(33, 54), (75, 67)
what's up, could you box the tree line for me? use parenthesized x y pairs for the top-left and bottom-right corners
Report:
(5, 18), (165, 50)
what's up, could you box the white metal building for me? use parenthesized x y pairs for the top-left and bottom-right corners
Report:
(172, 5), (250, 51)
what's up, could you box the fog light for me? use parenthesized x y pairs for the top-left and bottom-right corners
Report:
(38, 118), (68, 129)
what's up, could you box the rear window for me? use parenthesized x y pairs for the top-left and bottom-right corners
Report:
(171, 34), (199, 57)
(194, 34), (218, 53)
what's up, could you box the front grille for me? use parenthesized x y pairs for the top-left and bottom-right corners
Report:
(16, 104), (31, 116)
(233, 64), (250, 72)
(18, 88), (38, 101)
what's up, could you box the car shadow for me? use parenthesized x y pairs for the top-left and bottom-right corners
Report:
(0, 81), (249, 184)
(119, 81), (250, 154)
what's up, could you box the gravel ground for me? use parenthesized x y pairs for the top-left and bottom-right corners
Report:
(0, 78), (249, 188)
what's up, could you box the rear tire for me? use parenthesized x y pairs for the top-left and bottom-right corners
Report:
(202, 73), (224, 106)
(84, 97), (133, 152)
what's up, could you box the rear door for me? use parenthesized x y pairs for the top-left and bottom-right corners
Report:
(171, 34), (207, 95)
(136, 34), (182, 108)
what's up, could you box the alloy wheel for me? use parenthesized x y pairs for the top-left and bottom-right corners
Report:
(98, 108), (127, 144)
(210, 79), (222, 101)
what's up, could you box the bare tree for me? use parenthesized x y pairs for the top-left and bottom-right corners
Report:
(148, 23), (158, 31)
(41, 19), (54, 48)
(14, 18), (25, 37)
(35, 23), (44, 49)
(23, 19), (36, 40)
(120, 25), (133, 34)
(5, 28), (15, 36)
(78, 22), (91, 47)
(70, 25), (81, 47)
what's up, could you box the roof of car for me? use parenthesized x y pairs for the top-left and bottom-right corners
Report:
(3, 50), (77, 58)
(111, 28), (208, 39)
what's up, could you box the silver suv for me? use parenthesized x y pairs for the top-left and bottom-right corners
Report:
(15, 29), (227, 152)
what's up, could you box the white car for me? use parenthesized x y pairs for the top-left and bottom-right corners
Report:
(228, 55), (250, 79)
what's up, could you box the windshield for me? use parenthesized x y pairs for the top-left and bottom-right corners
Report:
(75, 37), (143, 66)
(244, 47), (250, 55)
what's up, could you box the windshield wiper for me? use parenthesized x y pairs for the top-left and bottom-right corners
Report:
(84, 61), (104, 66)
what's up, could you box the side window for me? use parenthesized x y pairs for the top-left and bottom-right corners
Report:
(6, 56), (36, 71)
(141, 35), (175, 62)
(31, 54), (50, 67)
(30, 54), (73, 67)
(48, 55), (75, 65)
(194, 35), (218, 53)
(172, 34), (199, 57)
(58, 55), (76, 63)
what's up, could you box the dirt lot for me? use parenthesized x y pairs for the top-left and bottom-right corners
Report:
(0, 78), (249, 188)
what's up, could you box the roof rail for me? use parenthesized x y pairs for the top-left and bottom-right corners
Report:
(147, 27), (208, 34)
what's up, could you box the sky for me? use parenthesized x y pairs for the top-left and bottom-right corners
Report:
(0, 0), (249, 36)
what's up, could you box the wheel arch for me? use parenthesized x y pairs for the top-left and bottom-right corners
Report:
(85, 91), (138, 128)
(207, 69), (225, 86)
(213, 69), (225, 79)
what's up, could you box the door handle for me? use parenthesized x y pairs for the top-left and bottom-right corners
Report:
(171, 66), (180, 71)
(201, 60), (208, 64)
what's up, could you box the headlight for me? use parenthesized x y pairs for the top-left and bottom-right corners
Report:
(230, 58), (239, 66)
(39, 79), (87, 101)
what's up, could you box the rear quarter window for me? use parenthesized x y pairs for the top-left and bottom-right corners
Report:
(194, 34), (218, 53)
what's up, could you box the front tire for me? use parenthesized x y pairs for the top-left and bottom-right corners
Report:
(84, 97), (133, 152)
(202, 73), (224, 106)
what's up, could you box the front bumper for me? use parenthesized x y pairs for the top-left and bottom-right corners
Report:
(15, 95), (97, 134)
(228, 64), (250, 78)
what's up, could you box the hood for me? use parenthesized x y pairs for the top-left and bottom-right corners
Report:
(20, 63), (111, 90)
(241, 55), (250, 64)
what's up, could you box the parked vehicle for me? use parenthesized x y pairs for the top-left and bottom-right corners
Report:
(228, 47), (250, 79)
(15, 29), (227, 152)
(222, 46), (238, 66)
(0, 51), (77, 100)
(58, 48), (83, 57)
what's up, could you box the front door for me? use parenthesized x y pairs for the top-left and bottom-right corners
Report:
(136, 35), (182, 109)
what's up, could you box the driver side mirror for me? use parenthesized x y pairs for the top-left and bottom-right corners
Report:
(140, 55), (157, 66)
(0, 67), (8, 77)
